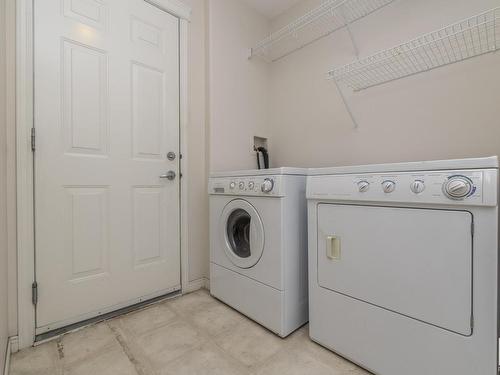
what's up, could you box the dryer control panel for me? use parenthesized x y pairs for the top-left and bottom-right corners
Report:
(307, 169), (498, 207)
(209, 176), (284, 197)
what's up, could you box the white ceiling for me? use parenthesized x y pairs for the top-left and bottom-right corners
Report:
(240, 0), (303, 19)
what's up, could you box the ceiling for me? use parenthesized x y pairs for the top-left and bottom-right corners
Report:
(240, 0), (303, 19)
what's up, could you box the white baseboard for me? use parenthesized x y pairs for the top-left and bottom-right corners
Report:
(184, 277), (210, 294)
(8, 337), (18, 354)
(3, 337), (12, 375)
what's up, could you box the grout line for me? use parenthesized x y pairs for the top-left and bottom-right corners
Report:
(56, 338), (64, 360)
(108, 324), (152, 375)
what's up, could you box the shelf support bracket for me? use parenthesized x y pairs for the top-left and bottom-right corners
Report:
(334, 79), (358, 129)
(339, 5), (360, 58)
(345, 24), (359, 58)
(335, 5), (359, 128)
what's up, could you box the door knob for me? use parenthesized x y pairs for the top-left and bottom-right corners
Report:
(160, 171), (176, 181)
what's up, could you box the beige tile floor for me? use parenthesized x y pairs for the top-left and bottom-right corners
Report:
(9, 289), (372, 375)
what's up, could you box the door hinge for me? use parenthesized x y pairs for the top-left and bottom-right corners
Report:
(32, 281), (38, 305)
(31, 128), (36, 152)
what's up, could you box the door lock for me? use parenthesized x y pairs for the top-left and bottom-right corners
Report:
(167, 152), (176, 161)
(160, 171), (176, 181)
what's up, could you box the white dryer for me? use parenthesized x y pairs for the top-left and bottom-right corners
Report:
(209, 168), (308, 337)
(307, 157), (499, 375)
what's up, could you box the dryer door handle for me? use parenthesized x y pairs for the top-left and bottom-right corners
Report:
(326, 236), (341, 260)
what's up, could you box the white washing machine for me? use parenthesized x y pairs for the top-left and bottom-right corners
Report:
(209, 168), (308, 337)
(307, 157), (499, 375)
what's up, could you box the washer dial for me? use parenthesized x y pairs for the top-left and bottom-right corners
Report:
(382, 180), (396, 193)
(261, 179), (274, 193)
(411, 180), (425, 194)
(443, 176), (474, 200)
(238, 181), (245, 190)
(358, 181), (370, 193)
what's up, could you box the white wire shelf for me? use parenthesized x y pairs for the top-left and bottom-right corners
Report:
(250, 0), (395, 62)
(329, 7), (500, 91)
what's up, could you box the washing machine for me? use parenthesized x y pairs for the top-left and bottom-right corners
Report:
(307, 157), (499, 375)
(209, 168), (308, 337)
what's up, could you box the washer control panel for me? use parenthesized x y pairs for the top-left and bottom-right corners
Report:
(308, 169), (498, 207)
(209, 176), (283, 197)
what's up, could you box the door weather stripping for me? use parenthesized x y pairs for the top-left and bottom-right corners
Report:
(32, 281), (38, 305)
(31, 128), (36, 151)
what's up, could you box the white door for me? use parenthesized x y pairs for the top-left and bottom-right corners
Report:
(34, 0), (181, 333)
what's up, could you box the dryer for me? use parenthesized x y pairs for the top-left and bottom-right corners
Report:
(307, 157), (499, 375)
(209, 168), (308, 337)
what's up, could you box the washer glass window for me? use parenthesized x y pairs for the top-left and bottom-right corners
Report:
(220, 199), (265, 269)
(226, 209), (251, 258)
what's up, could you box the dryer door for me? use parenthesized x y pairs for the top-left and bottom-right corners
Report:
(317, 204), (473, 336)
(220, 199), (265, 269)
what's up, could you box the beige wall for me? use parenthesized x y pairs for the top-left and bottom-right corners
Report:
(208, 0), (271, 172)
(180, 0), (210, 283)
(6, 0), (16, 341)
(0, 0), (10, 368)
(269, 0), (500, 168)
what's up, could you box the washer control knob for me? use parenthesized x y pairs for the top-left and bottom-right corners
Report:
(357, 181), (370, 193)
(411, 180), (425, 194)
(261, 179), (274, 193)
(248, 181), (255, 190)
(443, 176), (474, 200)
(382, 180), (396, 193)
(238, 181), (245, 190)
(229, 182), (236, 190)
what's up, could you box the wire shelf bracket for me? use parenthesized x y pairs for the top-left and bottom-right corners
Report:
(329, 7), (500, 91)
(249, 0), (395, 62)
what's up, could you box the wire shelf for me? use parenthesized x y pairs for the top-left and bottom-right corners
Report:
(329, 7), (500, 91)
(250, 0), (395, 62)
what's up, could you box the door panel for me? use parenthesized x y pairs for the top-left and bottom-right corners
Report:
(132, 62), (166, 159)
(62, 40), (108, 155)
(35, 0), (180, 333)
(317, 204), (473, 336)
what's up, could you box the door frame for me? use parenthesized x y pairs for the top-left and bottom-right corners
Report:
(16, 0), (192, 349)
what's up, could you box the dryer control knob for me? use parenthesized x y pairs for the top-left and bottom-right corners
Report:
(261, 179), (274, 193)
(248, 181), (255, 190)
(238, 182), (245, 190)
(443, 176), (474, 200)
(357, 181), (370, 193)
(382, 180), (396, 193)
(411, 180), (425, 194)
(229, 182), (236, 190)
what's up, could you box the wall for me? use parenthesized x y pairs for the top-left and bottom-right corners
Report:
(179, 0), (210, 284)
(5, 0), (17, 344)
(269, 0), (500, 168)
(0, 0), (10, 368)
(208, 0), (271, 172)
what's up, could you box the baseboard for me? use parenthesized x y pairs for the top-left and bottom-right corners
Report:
(184, 277), (210, 293)
(8, 337), (17, 354)
(3, 337), (12, 375)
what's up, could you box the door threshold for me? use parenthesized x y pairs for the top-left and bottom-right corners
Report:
(35, 290), (182, 344)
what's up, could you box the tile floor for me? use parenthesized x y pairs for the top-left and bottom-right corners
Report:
(9, 289), (371, 375)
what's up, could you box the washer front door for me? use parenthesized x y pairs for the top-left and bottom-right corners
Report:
(220, 199), (265, 269)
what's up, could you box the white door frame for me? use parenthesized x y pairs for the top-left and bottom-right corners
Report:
(16, 0), (192, 349)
